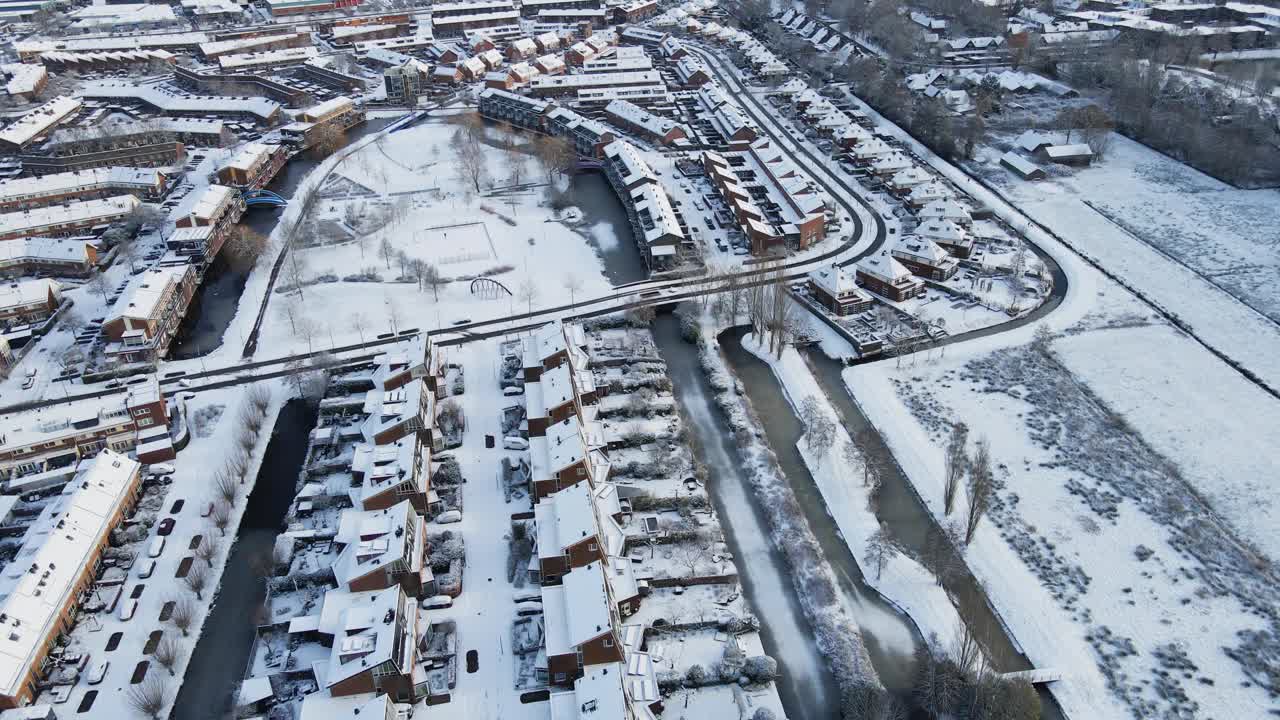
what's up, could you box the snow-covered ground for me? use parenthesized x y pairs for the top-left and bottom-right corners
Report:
(970, 132), (1280, 391)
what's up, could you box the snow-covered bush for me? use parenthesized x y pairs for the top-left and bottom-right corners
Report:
(684, 664), (708, 687)
(743, 655), (778, 684)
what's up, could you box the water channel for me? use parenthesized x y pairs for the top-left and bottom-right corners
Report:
(653, 314), (841, 720)
(169, 119), (390, 360)
(170, 399), (317, 720)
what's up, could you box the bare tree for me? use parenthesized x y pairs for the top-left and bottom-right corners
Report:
(533, 134), (576, 182)
(224, 226), (268, 271)
(153, 634), (181, 676)
(921, 523), (961, 587)
(378, 237), (395, 270)
(943, 422), (969, 516)
(517, 280), (539, 314)
(183, 561), (209, 600)
(195, 536), (218, 568)
(423, 262), (444, 302)
(211, 501), (232, 537)
(673, 537), (711, 576)
(284, 248), (310, 298)
(864, 523), (898, 580)
(562, 273), (584, 306)
(276, 293), (303, 336)
(310, 122), (346, 158)
(452, 124), (489, 193)
(127, 674), (168, 718)
(88, 273), (112, 305)
(913, 647), (962, 719)
(349, 311), (369, 344)
(964, 437), (993, 544)
(169, 595), (195, 636)
(799, 395), (836, 462)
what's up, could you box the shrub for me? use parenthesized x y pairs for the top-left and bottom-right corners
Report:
(743, 655), (778, 684)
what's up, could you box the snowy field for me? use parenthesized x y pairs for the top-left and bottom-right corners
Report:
(969, 133), (1280, 390)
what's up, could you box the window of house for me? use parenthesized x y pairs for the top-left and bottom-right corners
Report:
(554, 673), (566, 683)
(134, 407), (151, 415)
(587, 543), (596, 552)
(137, 418), (154, 428)
(603, 637), (614, 648)
(577, 467), (586, 477)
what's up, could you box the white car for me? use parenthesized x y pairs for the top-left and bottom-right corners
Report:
(119, 599), (137, 621)
(421, 595), (453, 610)
(502, 386), (524, 397)
(137, 559), (156, 579)
(147, 537), (166, 558)
(502, 436), (529, 451)
(87, 660), (109, 685)
(435, 510), (462, 524)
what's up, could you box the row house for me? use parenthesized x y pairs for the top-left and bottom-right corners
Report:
(520, 0), (600, 17)
(0, 451), (142, 709)
(674, 56), (711, 88)
(0, 278), (62, 327)
(0, 168), (168, 212)
(535, 31), (563, 53)
(915, 219), (974, 258)
(808, 265), (873, 316)
(892, 237), (959, 281)
(620, 26), (670, 46)
(604, 100), (688, 146)
(525, 346), (597, 435)
(697, 84), (757, 147)
(316, 585), (423, 702)
(533, 480), (624, 584)
(530, 70), (662, 98)
(659, 36), (686, 60)
(216, 142), (288, 189)
(198, 30), (311, 60)
(855, 248), (925, 302)
(79, 82), (283, 125)
(546, 107), (616, 159)
(506, 37), (538, 60)
(348, 336), (442, 514)
(613, 0), (658, 22)
(0, 378), (172, 484)
(38, 51), (177, 76)
(602, 140), (685, 269)
(174, 66), (312, 107)
(332, 500), (431, 597)
(529, 414), (610, 500)
(432, 8), (521, 38)
(703, 150), (784, 255)
(917, 198), (973, 228)
(907, 180), (954, 209)
(479, 88), (555, 131)
(0, 96), (81, 152)
(540, 560), (625, 686)
(173, 184), (245, 262)
(0, 237), (98, 279)
(102, 265), (198, 365)
(0, 195), (140, 242)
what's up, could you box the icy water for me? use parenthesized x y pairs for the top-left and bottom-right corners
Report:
(569, 171), (648, 286)
(169, 400), (317, 719)
(653, 315), (841, 720)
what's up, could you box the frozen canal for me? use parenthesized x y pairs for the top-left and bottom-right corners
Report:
(653, 315), (840, 720)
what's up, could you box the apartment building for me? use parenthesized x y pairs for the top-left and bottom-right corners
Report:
(0, 237), (98, 279)
(173, 184), (245, 262)
(0, 168), (167, 212)
(102, 265), (198, 365)
(332, 500), (431, 597)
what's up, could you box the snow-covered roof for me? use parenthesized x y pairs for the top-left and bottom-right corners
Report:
(549, 663), (628, 720)
(893, 236), (956, 269)
(603, 140), (657, 188)
(1, 64), (46, 98)
(109, 264), (193, 324)
(199, 30), (310, 58)
(918, 198), (971, 224)
(809, 264), (865, 299)
(1041, 143), (1094, 159)
(0, 237), (94, 266)
(219, 46), (319, 71)
(0, 96), (81, 149)
(0, 278), (61, 312)
(0, 195), (140, 239)
(79, 82), (281, 121)
(0, 167), (162, 204)
(69, 2), (176, 30)
(332, 501), (421, 588)
(186, 184), (237, 222)
(0, 451), (140, 701)
(856, 249), (915, 285)
(535, 481), (599, 560)
(630, 182), (684, 246)
(531, 69), (661, 92)
(604, 100), (684, 141)
(317, 585), (415, 688)
(542, 560), (614, 656)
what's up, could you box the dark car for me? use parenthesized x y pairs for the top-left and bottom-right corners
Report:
(157, 518), (176, 536)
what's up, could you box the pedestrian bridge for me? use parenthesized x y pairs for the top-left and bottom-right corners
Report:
(243, 189), (287, 208)
(1000, 668), (1062, 685)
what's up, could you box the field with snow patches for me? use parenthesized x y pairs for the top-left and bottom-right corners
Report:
(846, 294), (1280, 719)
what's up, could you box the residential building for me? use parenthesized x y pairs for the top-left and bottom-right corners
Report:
(613, 0), (657, 22)
(173, 184), (245, 262)
(0, 238), (98, 279)
(0, 279), (61, 328)
(621, 26), (669, 46)
(0, 97), (82, 152)
(79, 82), (282, 125)
(855, 249), (925, 301)
(545, 107), (616, 158)
(479, 88), (555, 131)
(216, 143), (288, 189)
(432, 5), (520, 38)
(219, 47), (321, 72)
(101, 265), (197, 365)
(809, 265), (873, 316)
(384, 62), (425, 105)
(892, 237), (959, 280)
(1, 64), (47, 102)
(915, 219), (974, 258)
(199, 30), (311, 58)
(332, 501), (430, 597)
(0, 451), (142, 709)
(604, 100), (686, 146)
(0, 168), (167, 212)
(265, 0), (362, 15)
(529, 414), (609, 500)
(540, 561), (624, 685)
(316, 586), (421, 701)
(13, 33), (209, 62)
(0, 195), (140, 242)
(0, 378), (172, 483)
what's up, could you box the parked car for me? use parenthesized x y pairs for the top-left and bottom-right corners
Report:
(87, 661), (109, 685)
(137, 559), (155, 579)
(147, 537), (165, 558)
(502, 436), (529, 451)
(157, 518), (175, 536)
(118, 599), (137, 621)
(501, 386), (524, 397)
(147, 463), (175, 476)
(421, 595), (453, 610)
(435, 510), (462, 524)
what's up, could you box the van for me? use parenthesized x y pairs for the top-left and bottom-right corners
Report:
(147, 537), (165, 558)
(137, 559), (155, 579)
(119, 599), (137, 621)
(502, 436), (529, 451)
(421, 595), (453, 610)
(147, 463), (175, 476)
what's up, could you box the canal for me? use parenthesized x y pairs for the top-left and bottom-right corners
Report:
(653, 314), (842, 720)
(568, 171), (649, 287)
(169, 399), (317, 720)
(169, 119), (391, 360)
